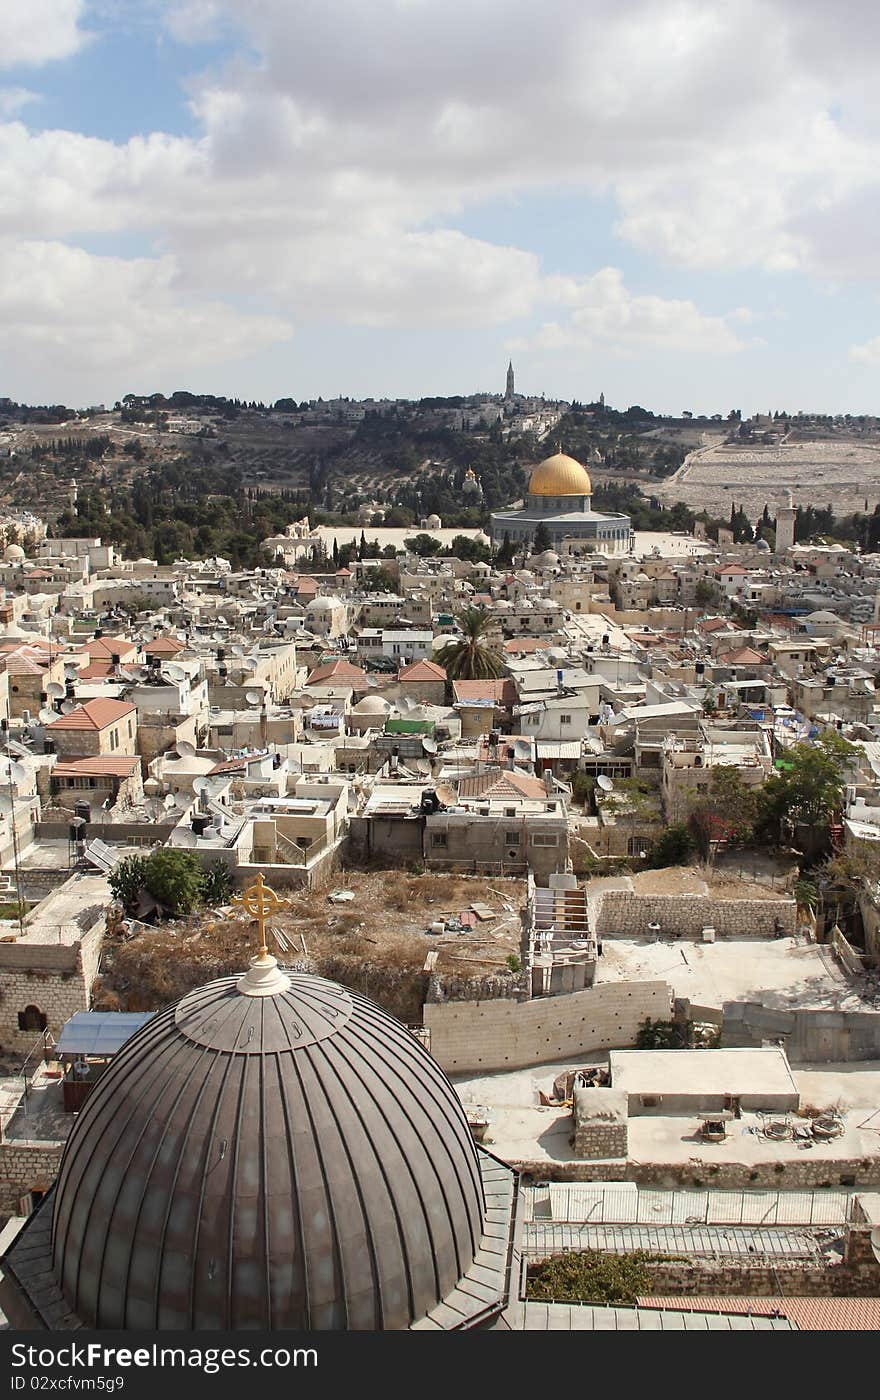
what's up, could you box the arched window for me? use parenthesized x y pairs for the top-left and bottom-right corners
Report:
(18, 1005), (47, 1032)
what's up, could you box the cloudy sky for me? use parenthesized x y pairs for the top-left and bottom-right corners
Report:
(3, 0), (880, 413)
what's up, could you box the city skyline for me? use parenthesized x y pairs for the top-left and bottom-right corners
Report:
(3, 2), (880, 415)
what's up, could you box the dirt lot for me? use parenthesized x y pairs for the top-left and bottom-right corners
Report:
(622, 865), (791, 901)
(95, 871), (525, 1025)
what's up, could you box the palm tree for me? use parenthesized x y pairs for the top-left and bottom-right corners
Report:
(436, 607), (504, 681)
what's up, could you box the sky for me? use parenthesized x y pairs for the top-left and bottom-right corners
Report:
(3, 0), (880, 414)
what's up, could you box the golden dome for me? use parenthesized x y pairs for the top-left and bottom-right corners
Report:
(528, 452), (592, 497)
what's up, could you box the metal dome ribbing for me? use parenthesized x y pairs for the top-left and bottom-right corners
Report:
(51, 971), (486, 1330)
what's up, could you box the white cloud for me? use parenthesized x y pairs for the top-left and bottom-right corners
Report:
(0, 88), (39, 116)
(849, 337), (880, 365)
(532, 268), (748, 354)
(2, 0), (87, 69)
(0, 239), (292, 386)
(8, 0), (880, 400)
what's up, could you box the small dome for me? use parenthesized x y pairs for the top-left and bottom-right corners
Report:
(528, 452), (592, 497)
(4, 543), (25, 561)
(353, 693), (390, 714)
(424, 514), (442, 530)
(52, 970), (486, 1330)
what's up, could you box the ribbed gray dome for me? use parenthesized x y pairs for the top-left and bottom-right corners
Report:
(51, 972), (486, 1330)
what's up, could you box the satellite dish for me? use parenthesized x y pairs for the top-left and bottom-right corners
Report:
(231, 643), (245, 657)
(192, 776), (211, 795)
(164, 664), (187, 682)
(513, 739), (532, 763)
(38, 708), (56, 726)
(174, 827), (199, 848)
(63, 663), (81, 680)
(245, 690), (263, 707)
(422, 737), (438, 756)
(164, 792), (176, 809)
(597, 775), (614, 792)
(177, 739), (196, 758)
(435, 783), (457, 807)
(61, 700), (76, 714)
(46, 681), (65, 699)
(416, 759), (432, 776)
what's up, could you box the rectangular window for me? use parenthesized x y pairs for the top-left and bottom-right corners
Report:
(559, 714), (572, 725)
(431, 831), (448, 848)
(531, 833), (558, 847)
(504, 830), (521, 846)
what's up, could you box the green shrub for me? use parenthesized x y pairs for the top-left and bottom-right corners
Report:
(109, 854), (151, 915)
(201, 861), (233, 905)
(143, 849), (205, 915)
(527, 1249), (655, 1305)
(506, 953), (521, 973)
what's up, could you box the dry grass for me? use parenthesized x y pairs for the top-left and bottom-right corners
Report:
(95, 869), (525, 1022)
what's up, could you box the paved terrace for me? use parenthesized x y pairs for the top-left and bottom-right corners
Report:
(454, 1059), (880, 1168)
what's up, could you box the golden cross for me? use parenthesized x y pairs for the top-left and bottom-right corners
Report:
(231, 873), (291, 959)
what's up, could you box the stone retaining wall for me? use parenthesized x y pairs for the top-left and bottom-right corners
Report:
(595, 890), (796, 939)
(424, 980), (672, 1074)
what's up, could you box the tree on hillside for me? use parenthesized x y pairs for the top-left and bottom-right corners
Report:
(687, 767), (758, 859)
(532, 521), (553, 554)
(435, 607), (504, 680)
(757, 733), (857, 848)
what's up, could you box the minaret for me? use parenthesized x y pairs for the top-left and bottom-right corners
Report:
(775, 490), (796, 554)
(69, 477), (78, 512)
(506, 360), (515, 400)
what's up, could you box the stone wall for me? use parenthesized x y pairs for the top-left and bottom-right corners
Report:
(0, 924), (103, 1054)
(642, 1257), (880, 1298)
(423, 980), (671, 1074)
(0, 1141), (65, 1214)
(573, 1088), (628, 1160)
(513, 1156), (880, 1189)
(722, 1000), (880, 1062)
(595, 890), (796, 939)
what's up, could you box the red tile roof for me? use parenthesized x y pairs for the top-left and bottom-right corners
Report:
(143, 635), (185, 655)
(46, 698), (136, 731)
(399, 659), (446, 682)
(457, 768), (548, 801)
(306, 659), (367, 688)
(82, 637), (138, 660)
(639, 1296), (880, 1331)
(718, 646), (766, 665)
(452, 678), (517, 708)
(1, 648), (48, 676)
(53, 756), (141, 778)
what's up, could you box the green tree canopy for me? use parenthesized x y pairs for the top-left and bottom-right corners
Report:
(759, 733), (857, 838)
(435, 607), (504, 680)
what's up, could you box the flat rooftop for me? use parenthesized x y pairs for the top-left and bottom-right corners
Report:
(609, 1047), (799, 1102)
(595, 935), (871, 1012)
(454, 1059), (880, 1169)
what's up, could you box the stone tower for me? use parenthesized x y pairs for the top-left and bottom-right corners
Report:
(775, 490), (796, 554)
(506, 360), (515, 399)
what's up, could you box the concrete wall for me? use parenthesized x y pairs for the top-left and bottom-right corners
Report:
(596, 890), (796, 939)
(424, 980), (671, 1073)
(722, 1000), (880, 1062)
